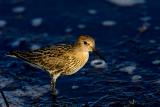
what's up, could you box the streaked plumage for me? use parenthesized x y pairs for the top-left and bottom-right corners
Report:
(7, 35), (95, 95)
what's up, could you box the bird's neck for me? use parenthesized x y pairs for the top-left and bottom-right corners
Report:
(74, 42), (89, 52)
(73, 45), (89, 60)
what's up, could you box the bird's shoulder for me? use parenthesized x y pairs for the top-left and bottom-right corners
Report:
(32, 44), (74, 57)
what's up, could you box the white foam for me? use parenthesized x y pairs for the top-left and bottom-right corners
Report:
(30, 44), (41, 50)
(6, 86), (43, 98)
(65, 27), (72, 33)
(0, 91), (26, 107)
(120, 65), (136, 75)
(0, 20), (7, 28)
(77, 24), (86, 29)
(31, 18), (43, 27)
(88, 9), (97, 15)
(107, 0), (145, 7)
(0, 76), (14, 88)
(132, 75), (142, 82)
(91, 59), (107, 69)
(138, 23), (150, 33)
(12, 6), (26, 13)
(152, 60), (160, 65)
(72, 85), (79, 90)
(102, 20), (116, 26)
(11, 37), (28, 47)
(155, 26), (160, 30)
(140, 16), (152, 22)
(22, 84), (49, 97)
(149, 40), (156, 44)
(153, 79), (160, 84)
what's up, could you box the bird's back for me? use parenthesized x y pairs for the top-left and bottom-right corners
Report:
(7, 44), (89, 75)
(8, 44), (72, 70)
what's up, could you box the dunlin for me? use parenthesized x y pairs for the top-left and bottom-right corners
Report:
(7, 35), (103, 95)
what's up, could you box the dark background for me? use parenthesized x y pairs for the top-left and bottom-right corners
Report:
(0, 0), (160, 106)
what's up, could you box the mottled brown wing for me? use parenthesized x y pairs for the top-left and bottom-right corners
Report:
(8, 44), (73, 71)
(32, 44), (73, 57)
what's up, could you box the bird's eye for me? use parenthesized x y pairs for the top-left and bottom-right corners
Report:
(83, 41), (87, 45)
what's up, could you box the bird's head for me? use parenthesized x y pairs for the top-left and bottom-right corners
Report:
(76, 35), (95, 52)
(75, 35), (107, 63)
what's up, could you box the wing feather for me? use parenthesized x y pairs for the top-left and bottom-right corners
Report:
(7, 44), (73, 71)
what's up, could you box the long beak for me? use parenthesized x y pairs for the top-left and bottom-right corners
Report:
(92, 48), (107, 63)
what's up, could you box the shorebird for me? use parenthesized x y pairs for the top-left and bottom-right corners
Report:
(7, 35), (105, 95)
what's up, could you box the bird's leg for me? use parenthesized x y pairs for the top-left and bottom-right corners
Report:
(50, 78), (57, 96)
(50, 77), (58, 106)
(50, 72), (60, 99)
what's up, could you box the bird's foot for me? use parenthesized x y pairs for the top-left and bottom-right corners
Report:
(51, 89), (58, 100)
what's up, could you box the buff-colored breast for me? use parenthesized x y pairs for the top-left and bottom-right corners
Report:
(61, 51), (89, 75)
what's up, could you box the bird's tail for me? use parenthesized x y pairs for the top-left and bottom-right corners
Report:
(6, 51), (41, 69)
(6, 51), (25, 58)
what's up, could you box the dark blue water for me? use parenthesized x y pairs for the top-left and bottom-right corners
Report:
(0, 0), (160, 106)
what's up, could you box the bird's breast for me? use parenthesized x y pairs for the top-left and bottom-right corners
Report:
(62, 52), (89, 75)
